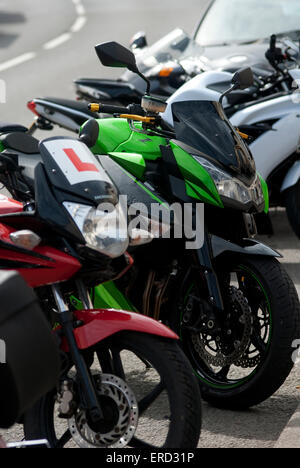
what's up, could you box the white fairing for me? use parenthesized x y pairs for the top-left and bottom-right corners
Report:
(231, 95), (300, 180)
(43, 139), (112, 186)
(162, 71), (233, 126)
(281, 160), (300, 192)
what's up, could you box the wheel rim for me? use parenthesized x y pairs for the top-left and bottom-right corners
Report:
(40, 343), (175, 448)
(180, 265), (272, 390)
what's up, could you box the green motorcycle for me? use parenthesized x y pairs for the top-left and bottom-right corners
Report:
(80, 42), (300, 410)
(1, 42), (300, 411)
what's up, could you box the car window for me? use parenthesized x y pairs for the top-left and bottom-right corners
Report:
(195, 0), (300, 46)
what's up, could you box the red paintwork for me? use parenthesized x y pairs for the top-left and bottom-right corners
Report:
(0, 196), (23, 215)
(0, 223), (81, 287)
(66, 309), (179, 350)
(63, 148), (99, 173)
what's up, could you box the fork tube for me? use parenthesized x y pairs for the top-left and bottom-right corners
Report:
(75, 280), (93, 310)
(52, 284), (103, 423)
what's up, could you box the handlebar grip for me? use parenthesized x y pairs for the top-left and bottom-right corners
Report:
(270, 34), (277, 52)
(88, 103), (129, 114)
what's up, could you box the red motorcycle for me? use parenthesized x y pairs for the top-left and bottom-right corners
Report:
(0, 135), (201, 448)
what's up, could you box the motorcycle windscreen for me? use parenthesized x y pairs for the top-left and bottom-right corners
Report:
(171, 100), (256, 185)
(39, 137), (118, 206)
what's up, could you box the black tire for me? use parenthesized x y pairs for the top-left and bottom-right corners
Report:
(170, 256), (300, 410)
(24, 332), (201, 448)
(284, 181), (300, 238)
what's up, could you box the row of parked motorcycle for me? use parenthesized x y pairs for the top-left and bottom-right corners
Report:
(0, 33), (300, 448)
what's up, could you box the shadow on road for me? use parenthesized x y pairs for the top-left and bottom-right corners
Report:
(0, 32), (19, 48)
(0, 11), (26, 25)
(201, 393), (299, 447)
(0, 10), (26, 48)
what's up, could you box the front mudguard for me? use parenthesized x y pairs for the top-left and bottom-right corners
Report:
(71, 309), (178, 350)
(211, 235), (281, 260)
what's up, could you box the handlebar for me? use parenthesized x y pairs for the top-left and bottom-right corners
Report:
(89, 103), (130, 114)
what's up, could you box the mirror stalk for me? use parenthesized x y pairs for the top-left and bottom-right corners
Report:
(136, 72), (151, 95)
(219, 84), (238, 105)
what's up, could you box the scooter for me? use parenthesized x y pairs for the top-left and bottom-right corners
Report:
(3, 42), (300, 411)
(0, 131), (202, 448)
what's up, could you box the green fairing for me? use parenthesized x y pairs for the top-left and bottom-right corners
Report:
(91, 118), (166, 161)
(259, 174), (269, 214)
(0, 141), (4, 152)
(90, 118), (131, 154)
(170, 142), (223, 207)
(88, 118), (223, 207)
(108, 152), (146, 179)
(93, 282), (136, 311)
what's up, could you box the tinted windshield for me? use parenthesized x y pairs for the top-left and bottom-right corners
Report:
(195, 0), (300, 46)
(172, 101), (256, 184)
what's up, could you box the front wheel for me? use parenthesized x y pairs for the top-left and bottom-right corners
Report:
(284, 181), (300, 238)
(171, 256), (300, 410)
(24, 332), (201, 448)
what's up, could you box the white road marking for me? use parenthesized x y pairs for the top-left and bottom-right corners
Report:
(43, 32), (72, 50)
(72, 0), (86, 16)
(0, 52), (36, 72)
(0, 0), (87, 72)
(70, 15), (87, 33)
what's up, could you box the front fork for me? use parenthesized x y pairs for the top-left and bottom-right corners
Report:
(52, 283), (104, 424)
(196, 231), (224, 311)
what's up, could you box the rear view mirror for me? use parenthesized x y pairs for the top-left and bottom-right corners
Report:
(95, 41), (138, 73)
(95, 41), (151, 94)
(130, 31), (148, 50)
(232, 67), (254, 90)
(219, 67), (254, 105)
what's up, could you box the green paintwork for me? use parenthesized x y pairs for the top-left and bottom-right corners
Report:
(114, 123), (166, 161)
(0, 141), (4, 152)
(93, 282), (136, 311)
(108, 152), (146, 179)
(90, 118), (131, 154)
(70, 282), (136, 312)
(259, 174), (269, 214)
(90, 118), (166, 162)
(88, 118), (223, 207)
(170, 141), (223, 207)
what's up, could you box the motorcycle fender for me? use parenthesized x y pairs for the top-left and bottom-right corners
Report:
(211, 235), (282, 259)
(72, 309), (178, 350)
(280, 159), (300, 192)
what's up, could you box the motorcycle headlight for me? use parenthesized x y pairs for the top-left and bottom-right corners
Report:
(63, 201), (129, 258)
(193, 155), (264, 210)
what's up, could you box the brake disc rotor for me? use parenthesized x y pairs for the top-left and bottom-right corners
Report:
(68, 374), (139, 448)
(191, 287), (253, 367)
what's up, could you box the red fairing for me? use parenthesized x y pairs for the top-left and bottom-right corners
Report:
(16, 246), (82, 287)
(0, 195), (23, 214)
(71, 309), (179, 349)
(0, 223), (81, 287)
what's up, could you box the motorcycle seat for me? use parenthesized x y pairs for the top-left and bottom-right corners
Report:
(0, 132), (39, 155)
(44, 97), (96, 117)
(0, 123), (27, 133)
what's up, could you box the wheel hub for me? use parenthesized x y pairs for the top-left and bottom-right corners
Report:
(191, 287), (253, 367)
(68, 374), (139, 448)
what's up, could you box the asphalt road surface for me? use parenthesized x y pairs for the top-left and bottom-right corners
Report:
(1, 0), (300, 449)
